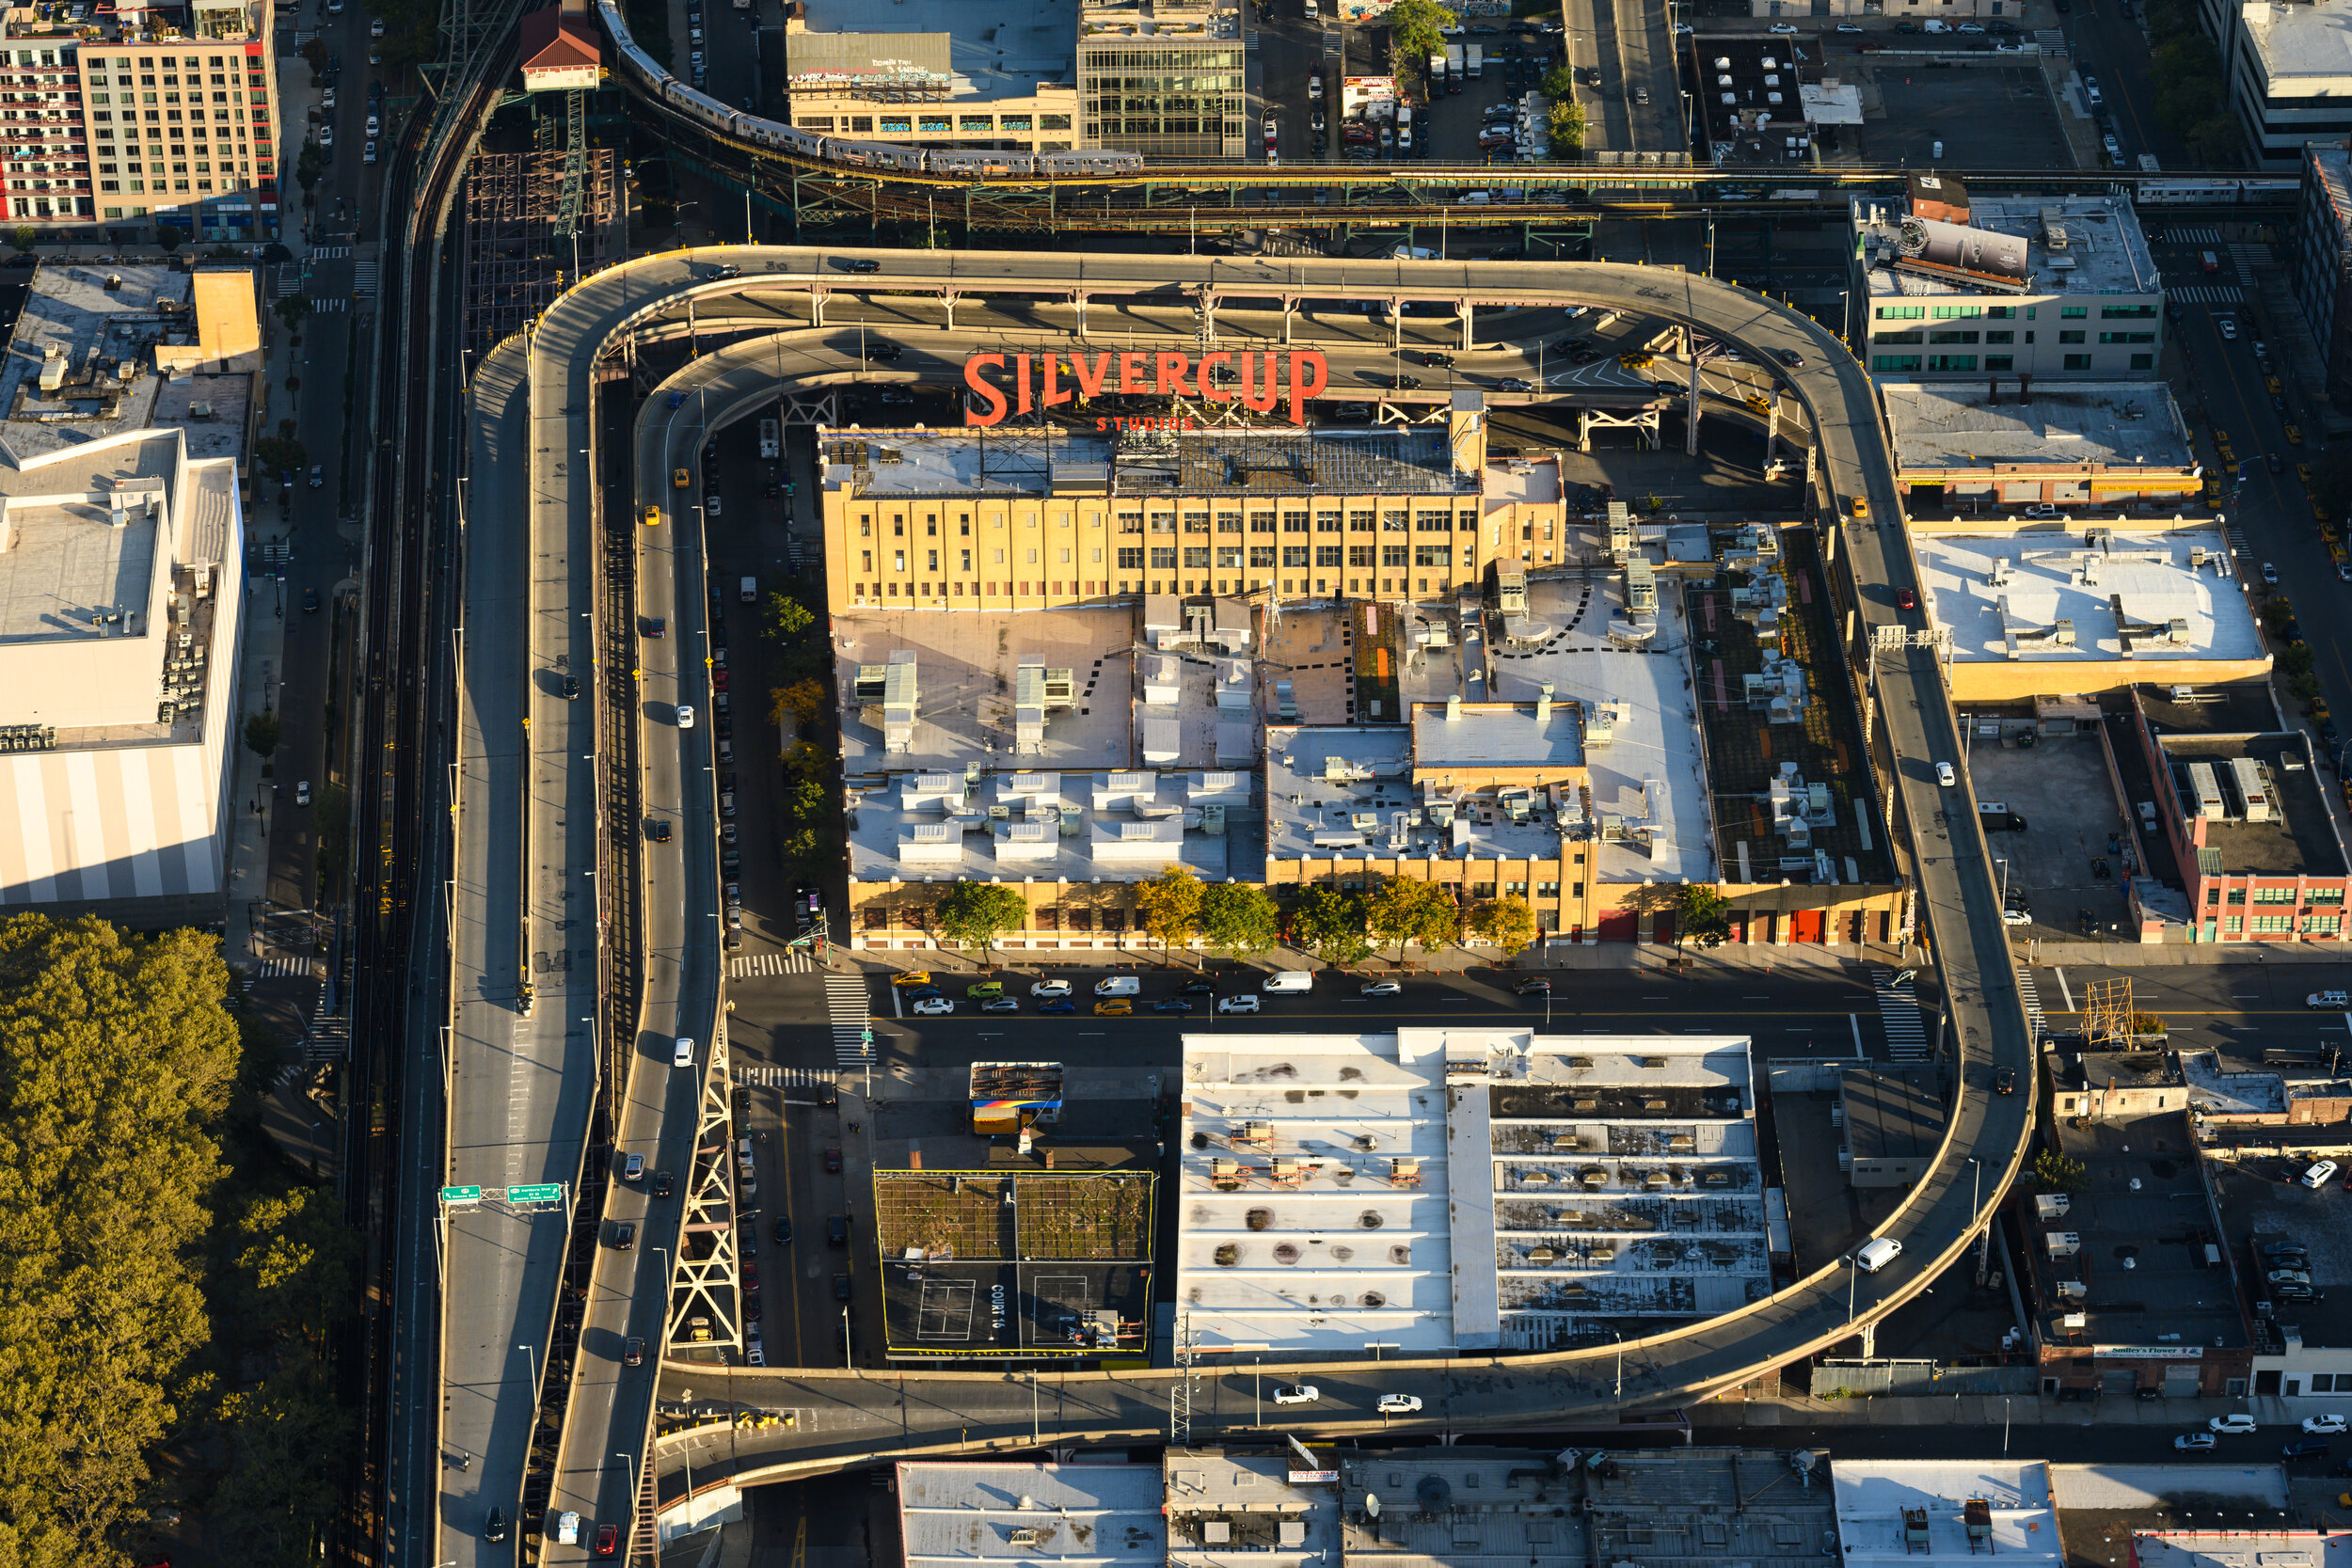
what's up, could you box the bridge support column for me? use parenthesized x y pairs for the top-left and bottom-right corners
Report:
(1458, 299), (1476, 354)
(1073, 292), (1089, 341)
(1685, 357), (1703, 457)
(1198, 290), (1221, 347)
(1281, 296), (1296, 345)
(1860, 1322), (1878, 1358)
(810, 288), (828, 330)
(942, 292), (961, 332)
(1391, 301), (1402, 355)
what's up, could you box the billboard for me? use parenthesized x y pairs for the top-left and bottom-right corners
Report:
(963, 350), (1328, 426)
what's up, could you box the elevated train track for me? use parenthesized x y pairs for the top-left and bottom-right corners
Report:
(493, 246), (2038, 1517)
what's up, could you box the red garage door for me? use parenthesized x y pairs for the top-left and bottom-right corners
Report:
(1791, 910), (1826, 943)
(1652, 912), (1677, 946)
(1597, 911), (1638, 942)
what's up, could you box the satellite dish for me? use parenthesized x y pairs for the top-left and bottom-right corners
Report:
(1366, 1495), (1381, 1519)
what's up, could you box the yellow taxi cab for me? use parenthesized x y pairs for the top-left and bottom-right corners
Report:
(1850, 497), (1869, 519)
(2266, 375), (2284, 396)
(2318, 499), (2333, 524)
(891, 971), (933, 988)
(673, 467), (691, 489)
(642, 504), (661, 527)
(1618, 352), (1653, 370)
(2288, 424), (2305, 445)
(1094, 999), (1134, 1016)
(2300, 463), (2317, 486)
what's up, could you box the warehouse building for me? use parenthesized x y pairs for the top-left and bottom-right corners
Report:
(1880, 381), (2201, 512)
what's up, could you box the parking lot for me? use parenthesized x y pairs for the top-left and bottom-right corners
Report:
(1961, 729), (2138, 942)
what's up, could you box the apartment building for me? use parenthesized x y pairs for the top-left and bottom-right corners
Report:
(1074, 0), (1245, 160)
(2201, 0), (2352, 170)
(2292, 140), (2352, 410)
(1851, 182), (2167, 381)
(0, 0), (276, 238)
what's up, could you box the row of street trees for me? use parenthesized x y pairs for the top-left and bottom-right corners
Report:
(919, 872), (1738, 969)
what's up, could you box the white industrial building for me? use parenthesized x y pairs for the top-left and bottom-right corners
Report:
(1834, 1461), (2063, 1568)
(0, 429), (244, 911)
(897, 1461), (1167, 1568)
(1175, 1029), (1760, 1358)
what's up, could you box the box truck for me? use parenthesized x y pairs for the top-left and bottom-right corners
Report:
(1467, 42), (1484, 76)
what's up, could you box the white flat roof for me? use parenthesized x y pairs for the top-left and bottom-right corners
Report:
(1487, 575), (1712, 882)
(1177, 1030), (1458, 1356)
(2243, 0), (2352, 100)
(898, 1462), (1167, 1568)
(2137, 1534), (2352, 1568)
(835, 605), (1136, 773)
(1835, 1460), (2061, 1568)
(847, 767), (1253, 885)
(1914, 530), (2261, 665)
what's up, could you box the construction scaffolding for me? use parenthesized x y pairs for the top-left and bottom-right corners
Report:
(458, 148), (621, 356)
(2082, 976), (2136, 1051)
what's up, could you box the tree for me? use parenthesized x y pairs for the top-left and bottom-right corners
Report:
(273, 294), (310, 333)
(1385, 0), (1456, 65)
(1292, 886), (1372, 969)
(8, 225), (32, 252)
(0, 916), (240, 1565)
(1674, 883), (1732, 958)
(1540, 63), (1575, 101)
(933, 881), (1028, 961)
(1135, 866), (1204, 964)
(767, 590), (815, 643)
(244, 709), (280, 757)
(156, 223), (183, 252)
(1548, 98), (1587, 156)
(770, 678), (827, 732)
(254, 436), (307, 483)
(2034, 1148), (2088, 1193)
(1469, 895), (1536, 956)
(1199, 881), (1279, 958)
(295, 144), (322, 194)
(1367, 877), (1459, 963)
(2307, 451), (2352, 524)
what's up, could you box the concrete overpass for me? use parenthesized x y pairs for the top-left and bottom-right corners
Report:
(466, 245), (2033, 1553)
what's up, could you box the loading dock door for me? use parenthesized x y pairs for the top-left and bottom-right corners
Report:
(1597, 911), (1638, 942)
(1792, 909), (1826, 943)
(2164, 1364), (2201, 1398)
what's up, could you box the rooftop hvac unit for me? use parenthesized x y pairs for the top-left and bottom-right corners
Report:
(2044, 1230), (2081, 1257)
(2186, 760), (2226, 820)
(2035, 1193), (2071, 1218)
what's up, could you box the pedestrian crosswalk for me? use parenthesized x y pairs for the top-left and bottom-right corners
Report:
(2165, 226), (2224, 245)
(2169, 284), (2243, 305)
(311, 245), (351, 261)
(271, 261), (302, 297)
(257, 954), (311, 980)
(1874, 970), (1931, 1063)
(313, 297), (348, 313)
(826, 971), (873, 1069)
(2014, 964), (2044, 1045)
(304, 996), (349, 1064)
(731, 1065), (836, 1088)
(730, 950), (815, 978)
(2230, 241), (2274, 271)
(353, 255), (379, 296)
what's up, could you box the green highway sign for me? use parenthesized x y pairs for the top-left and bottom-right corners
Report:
(439, 1186), (483, 1204)
(507, 1183), (564, 1204)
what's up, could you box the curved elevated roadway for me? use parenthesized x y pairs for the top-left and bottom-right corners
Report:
(485, 246), (2032, 1528)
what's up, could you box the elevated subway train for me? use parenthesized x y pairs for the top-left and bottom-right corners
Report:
(592, 0), (1141, 178)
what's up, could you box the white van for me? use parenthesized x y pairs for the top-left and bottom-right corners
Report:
(1855, 1237), (1903, 1273)
(739, 576), (757, 603)
(1094, 975), (1140, 997)
(1262, 971), (1315, 993)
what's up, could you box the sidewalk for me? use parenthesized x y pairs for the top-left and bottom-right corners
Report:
(1704, 1389), (2344, 1429)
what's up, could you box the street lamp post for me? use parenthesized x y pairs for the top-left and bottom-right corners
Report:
(1843, 1254), (1859, 1326)
(516, 1340), (539, 1394)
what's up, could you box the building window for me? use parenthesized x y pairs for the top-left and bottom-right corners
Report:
(1149, 547), (1177, 570)
(1347, 545), (1375, 567)
(1983, 331), (2014, 344)
(2058, 330), (2086, 344)
(1282, 512), (1310, 533)
(1875, 305), (1926, 320)
(1281, 546), (1310, 567)
(1985, 356), (2014, 371)
(2063, 354), (2093, 370)
(2059, 305), (2089, 318)
(1872, 356), (1923, 372)
(1117, 547), (1143, 570)
(2098, 331), (2155, 344)
(1249, 514), (1276, 533)
(1216, 546), (1244, 568)
(1928, 330), (1979, 344)
(1381, 510), (1408, 532)
(1314, 546), (1342, 567)
(2311, 888), (2345, 905)
(1381, 545), (1407, 566)
(2252, 914), (2295, 934)
(2253, 887), (2297, 904)
(1315, 511), (1342, 532)
(2307, 915), (2344, 934)
(1249, 546), (1275, 567)
(2130, 354), (2154, 370)
(1349, 509), (1375, 531)
(1413, 545), (1452, 567)
(1926, 356), (1978, 372)
(2101, 304), (2158, 319)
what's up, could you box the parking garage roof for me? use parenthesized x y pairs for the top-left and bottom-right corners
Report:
(1881, 382), (2196, 474)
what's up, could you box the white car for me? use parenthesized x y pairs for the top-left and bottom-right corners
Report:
(364, 139), (378, 165)
(2219, 318), (2238, 340)
(2264, 562), (2280, 585)
(2210, 1413), (2260, 1434)
(1263, 116), (1278, 145)
(1835, 20), (1863, 29)
(2174, 1433), (2216, 1451)
(1957, 20), (1985, 30)
(2022, 504), (2063, 519)
(2304, 1418), (2349, 1436)
(2001, 908), (2031, 927)
(913, 996), (955, 1016)
(1935, 760), (1956, 787)
(295, 779), (311, 806)
(2304, 1160), (2341, 1189)
(1768, 21), (1798, 31)
(1271, 1384), (1319, 1405)
(1377, 1394), (1422, 1413)
(677, 705), (696, 729)
(672, 1037), (695, 1068)
(1361, 980), (1403, 997)
(366, 112), (380, 136)
(1216, 995), (1261, 1014)
(1030, 979), (1073, 998)
(1309, 74), (1324, 99)
(2310, 991), (2351, 1009)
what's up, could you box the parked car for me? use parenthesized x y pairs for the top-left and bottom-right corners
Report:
(2174, 1433), (2216, 1451)
(1361, 980), (1404, 997)
(1271, 1384), (1321, 1404)
(1378, 1394), (1423, 1413)
(2303, 1417), (2347, 1434)
(2211, 1414), (2261, 1434)
(2285, 1438), (2333, 1460)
